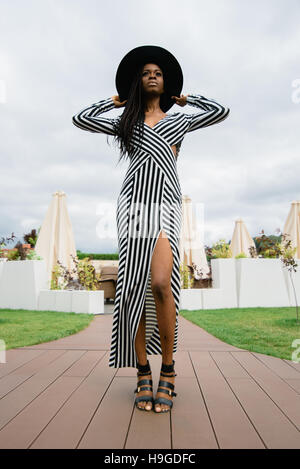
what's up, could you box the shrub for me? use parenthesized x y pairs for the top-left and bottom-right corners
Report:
(235, 252), (247, 259)
(211, 239), (232, 258)
(180, 263), (194, 289)
(0, 232), (16, 258)
(26, 250), (43, 260)
(253, 229), (281, 258)
(51, 254), (101, 291)
(77, 250), (119, 260)
(23, 228), (40, 248)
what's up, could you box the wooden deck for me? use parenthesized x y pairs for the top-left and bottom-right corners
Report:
(0, 307), (300, 449)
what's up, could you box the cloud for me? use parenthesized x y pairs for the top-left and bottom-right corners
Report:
(1, 0), (300, 253)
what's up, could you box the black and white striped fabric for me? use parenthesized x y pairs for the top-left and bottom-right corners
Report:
(72, 94), (230, 368)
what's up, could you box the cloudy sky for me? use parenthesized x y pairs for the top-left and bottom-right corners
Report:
(1, 0), (299, 254)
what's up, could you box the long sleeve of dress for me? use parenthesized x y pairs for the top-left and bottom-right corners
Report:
(184, 94), (230, 132)
(72, 96), (118, 135)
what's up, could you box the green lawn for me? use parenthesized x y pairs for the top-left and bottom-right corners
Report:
(0, 309), (95, 350)
(2, 307), (300, 361)
(179, 307), (300, 361)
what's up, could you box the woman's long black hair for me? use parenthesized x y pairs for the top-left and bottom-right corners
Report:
(111, 63), (165, 165)
(111, 63), (145, 165)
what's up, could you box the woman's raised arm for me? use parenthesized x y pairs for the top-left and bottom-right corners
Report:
(183, 94), (230, 132)
(72, 96), (120, 135)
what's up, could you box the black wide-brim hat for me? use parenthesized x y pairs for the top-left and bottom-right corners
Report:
(115, 45), (183, 112)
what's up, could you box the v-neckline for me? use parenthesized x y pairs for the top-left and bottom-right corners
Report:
(144, 114), (170, 130)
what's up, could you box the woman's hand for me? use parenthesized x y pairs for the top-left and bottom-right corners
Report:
(112, 95), (127, 108)
(171, 94), (189, 107)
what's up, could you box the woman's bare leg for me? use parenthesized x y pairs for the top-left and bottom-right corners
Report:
(134, 306), (153, 411)
(151, 229), (176, 412)
(135, 306), (147, 365)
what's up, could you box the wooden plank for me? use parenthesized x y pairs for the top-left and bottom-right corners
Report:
(231, 351), (300, 429)
(79, 377), (134, 449)
(0, 374), (30, 399)
(170, 351), (218, 449)
(115, 350), (197, 378)
(18, 315), (113, 351)
(284, 359), (300, 372)
(0, 350), (85, 430)
(0, 349), (46, 377)
(0, 350), (66, 399)
(30, 352), (117, 449)
(252, 353), (300, 395)
(123, 352), (203, 449)
(190, 351), (265, 449)
(171, 377), (218, 449)
(8, 350), (66, 377)
(1, 310), (300, 449)
(284, 380), (300, 394)
(226, 376), (300, 448)
(126, 402), (171, 449)
(125, 355), (171, 449)
(112, 352), (208, 449)
(209, 351), (250, 379)
(0, 376), (83, 449)
(252, 352), (300, 379)
(63, 351), (106, 377)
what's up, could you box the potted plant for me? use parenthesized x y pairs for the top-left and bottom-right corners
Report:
(39, 254), (104, 314)
(236, 230), (290, 308)
(203, 239), (237, 309)
(180, 263), (194, 289)
(235, 252), (247, 259)
(180, 262), (201, 310)
(23, 228), (40, 248)
(0, 232), (16, 261)
(0, 233), (16, 288)
(180, 241), (238, 309)
(0, 258), (47, 310)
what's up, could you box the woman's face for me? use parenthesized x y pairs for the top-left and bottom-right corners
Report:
(141, 63), (164, 96)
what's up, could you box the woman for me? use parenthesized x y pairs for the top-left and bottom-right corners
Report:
(72, 45), (230, 414)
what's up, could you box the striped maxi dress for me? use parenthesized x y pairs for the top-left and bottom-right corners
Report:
(72, 94), (230, 368)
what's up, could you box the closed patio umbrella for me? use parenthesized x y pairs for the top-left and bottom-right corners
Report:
(282, 200), (300, 258)
(35, 190), (77, 287)
(179, 195), (210, 279)
(230, 217), (256, 257)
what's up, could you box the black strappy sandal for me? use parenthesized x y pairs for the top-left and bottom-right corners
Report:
(134, 360), (154, 411)
(154, 360), (177, 413)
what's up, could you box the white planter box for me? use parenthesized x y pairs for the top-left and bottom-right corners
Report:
(180, 258), (299, 311)
(180, 287), (232, 310)
(180, 259), (238, 310)
(0, 259), (7, 285)
(72, 290), (104, 314)
(55, 290), (73, 312)
(0, 260), (48, 310)
(38, 289), (104, 314)
(210, 258), (238, 308)
(180, 289), (202, 310)
(38, 290), (72, 312)
(202, 287), (231, 309)
(236, 258), (290, 307)
(38, 289), (56, 311)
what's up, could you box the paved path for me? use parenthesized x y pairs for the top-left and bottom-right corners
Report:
(0, 307), (300, 449)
